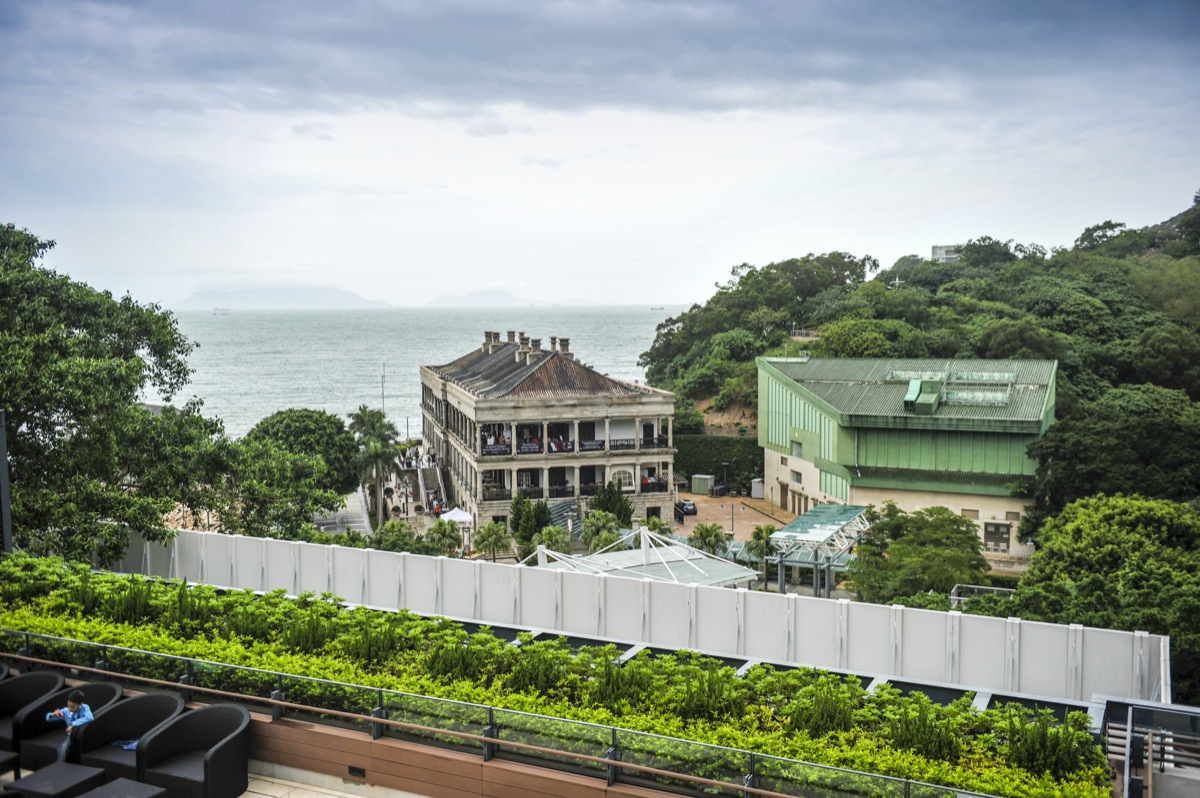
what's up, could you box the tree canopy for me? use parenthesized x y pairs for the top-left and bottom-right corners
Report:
(246, 408), (359, 495)
(1, 224), (202, 564)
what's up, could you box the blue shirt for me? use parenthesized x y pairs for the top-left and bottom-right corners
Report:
(55, 703), (94, 728)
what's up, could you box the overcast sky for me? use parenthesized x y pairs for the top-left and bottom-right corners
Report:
(2, 0), (1198, 308)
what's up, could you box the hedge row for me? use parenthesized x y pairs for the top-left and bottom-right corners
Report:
(0, 554), (1108, 798)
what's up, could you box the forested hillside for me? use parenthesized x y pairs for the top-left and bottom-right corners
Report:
(642, 192), (1200, 702)
(642, 192), (1200, 528)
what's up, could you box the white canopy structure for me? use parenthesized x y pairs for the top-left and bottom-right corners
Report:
(526, 526), (759, 589)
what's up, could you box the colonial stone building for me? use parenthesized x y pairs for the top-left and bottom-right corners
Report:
(757, 356), (1057, 556)
(422, 331), (676, 531)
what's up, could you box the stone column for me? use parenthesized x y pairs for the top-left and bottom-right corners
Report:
(667, 416), (673, 448)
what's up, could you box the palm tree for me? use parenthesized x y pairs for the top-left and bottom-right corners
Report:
(581, 510), (620, 553)
(354, 436), (402, 529)
(474, 521), (513, 562)
(690, 522), (728, 556)
(745, 524), (778, 586)
(425, 518), (462, 557)
(532, 525), (572, 555)
(348, 404), (397, 442)
(643, 515), (668, 533)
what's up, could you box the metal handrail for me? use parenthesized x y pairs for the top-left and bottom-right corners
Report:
(0, 632), (996, 798)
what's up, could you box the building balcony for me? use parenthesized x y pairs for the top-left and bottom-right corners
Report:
(547, 439), (575, 453)
(516, 441), (543, 455)
(639, 479), (669, 493)
(517, 486), (544, 500)
(640, 435), (670, 450)
(481, 442), (512, 457)
(482, 486), (512, 501)
(548, 485), (574, 499)
(578, 439), (606, 452)
(609, 438), (636, 451)
(579, 483), (601, 496)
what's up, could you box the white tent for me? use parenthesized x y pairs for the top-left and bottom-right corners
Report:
(441, 507), (473, 525)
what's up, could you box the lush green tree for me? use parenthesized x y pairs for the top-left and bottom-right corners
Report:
(0, 224), (201, 564)
(581, 510), (620, 553)
(1024, 384), (1200, 539)
(347, 404), (397, 443)
(508, 495), (549, 561)
(532, 525), (572, 555)
(589, 480), (633, 527)
(690, 522), (728, 556)
(213, 438), (342, 539)
(745, 524), (778, 585)
(474, 520), (513, 562)
(850, 503), (988, 603)
(1132, 323), (1200, 399)
(370, 519), (434, 555)
(353, 436), (403, 530)
(1006, 495), (1200, 704)
(424, 518), (462, 557)
(812, 318), (929, 358)
(247, 408), (358, 495)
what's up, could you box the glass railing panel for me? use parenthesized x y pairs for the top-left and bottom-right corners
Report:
(492, 707), (609, 774)
(617, 728), (748, 795)
(279, 674), (379, 734)
(184, 660), (277, 711)
(757, 754), (949, 798)
(380, 691), (489, 751)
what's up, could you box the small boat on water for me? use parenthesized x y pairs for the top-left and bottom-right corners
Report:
(213, 307), (232, 315)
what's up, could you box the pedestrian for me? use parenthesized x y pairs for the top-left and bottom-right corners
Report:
(45, 689), (93, 762)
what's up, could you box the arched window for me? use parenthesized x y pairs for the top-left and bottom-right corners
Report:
(612, 469), (634, 491)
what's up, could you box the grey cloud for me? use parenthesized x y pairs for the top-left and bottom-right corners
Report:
(6, 0), (1198, 119)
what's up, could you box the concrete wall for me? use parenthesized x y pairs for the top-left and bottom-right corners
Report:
(114, 529), (1169, 703)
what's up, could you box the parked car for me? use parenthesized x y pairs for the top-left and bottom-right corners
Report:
(675, 499), (697, 515)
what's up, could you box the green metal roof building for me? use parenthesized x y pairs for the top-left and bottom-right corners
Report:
(756, 356), (1057, 556)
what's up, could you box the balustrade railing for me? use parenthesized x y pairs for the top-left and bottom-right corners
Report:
(517, 486), (544, 499)
(547, 485), (574, 499)
(640, 435), (670, 450)
(482, 486), (512, 501)
(609, 438), (636, 451)
(578, 440), (605, 453)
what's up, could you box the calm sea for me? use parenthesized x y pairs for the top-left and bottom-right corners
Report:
(171, 306), (685, 439)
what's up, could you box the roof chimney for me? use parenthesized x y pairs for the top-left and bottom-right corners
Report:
(529, 338), (542, 363)
(507, 330), (516, 343)
(549, 336), (557, 352)
(559, 337), (573, 360)
(517, 333), (530, 361)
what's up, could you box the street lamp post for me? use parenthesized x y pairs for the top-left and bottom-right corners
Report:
(721, 461), (732, 535)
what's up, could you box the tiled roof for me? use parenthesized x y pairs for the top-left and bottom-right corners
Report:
(764, 357), (1054, 423)
(430, 341), (651, 399)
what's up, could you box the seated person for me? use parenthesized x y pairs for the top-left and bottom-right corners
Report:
(45, 689), (93, 762)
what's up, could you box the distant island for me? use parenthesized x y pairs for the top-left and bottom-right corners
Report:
(173, 286), (389, 310)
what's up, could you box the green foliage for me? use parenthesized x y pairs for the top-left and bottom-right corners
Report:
(247, 408), (359, 495)
(850, 502), (989, 604)
(580, 510), (619, 553)
(887, 694), (962, 763)
(1024, 385), (1200, 538)
(532, 525), (572, 554)
(1002, 707), (1104, 780)
(473, 521), (513, 561)
(0, 552), (1112, 798)
(508, 495), (550, 560)
(1, 224), (201, 564)
(213, 437), (342, 539)
(588, 480), (633, 526)
(672, 435), (761, 494)
(689, 522), (728, 556)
